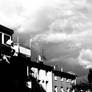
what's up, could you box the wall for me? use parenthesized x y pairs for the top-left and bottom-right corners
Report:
(30, 67), (53, 92)
(52, 74), (62, 92)
(52, 74), (75, 92)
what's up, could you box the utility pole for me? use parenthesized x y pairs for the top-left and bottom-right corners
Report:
(27, 39), (33, 78)
(30, 39), (32, 57)
(41, 48), (47, 62)
(16, 35), (20, 53)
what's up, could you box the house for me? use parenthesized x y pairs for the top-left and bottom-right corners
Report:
(29, 61), (53, 92)
(28, 58), (77, 92)
(52, 66), (77, 92)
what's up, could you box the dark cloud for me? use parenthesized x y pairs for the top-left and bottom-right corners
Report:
(1, 0), (92, 77)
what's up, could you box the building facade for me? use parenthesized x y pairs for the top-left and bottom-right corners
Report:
(52, 68), (77, 92)
(27, 59), (77, 92)
(29, 61), (53, 92)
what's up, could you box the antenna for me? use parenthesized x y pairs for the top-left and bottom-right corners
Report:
(30, 39), (32, 57)
(17, 36), (20, 53)
(41, 48), (47, 61)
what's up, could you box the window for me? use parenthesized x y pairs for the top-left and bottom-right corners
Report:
(61, 87), (64, 92)
(26, 81), (32, 88)
(4, 34), (10, 44)
(67, 88), (70, 92)
(71, 80), (74, 83)
(61, 77), (64, 81)
(30, 67), (38, 79)
(46, 81), (48, 84)
(66, 79), (69, 82)
(54, 76), (57, 81)
(0, 33), (2, 44)
(42, 80), (44, 83)
(54, 86), (57, 92)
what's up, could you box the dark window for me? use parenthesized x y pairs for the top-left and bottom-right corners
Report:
(42, 80), (44, 83)
(4, 34), (10, 44)
(54, 86), (57, 88)
(0, 33), (2, 44)
(46, 81), (48, 84)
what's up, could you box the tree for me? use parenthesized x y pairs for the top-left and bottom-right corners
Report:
(72, 81), (92, 91)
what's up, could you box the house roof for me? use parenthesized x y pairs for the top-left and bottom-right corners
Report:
(53, 70), (77, 79)
(9, 54), (77, 79)
(29, 60), (77, 79)
(29, 61), (53, 71)
(0, 25), (14, 35)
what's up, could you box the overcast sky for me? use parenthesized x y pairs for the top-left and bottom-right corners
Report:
(1, 0), (92, 76)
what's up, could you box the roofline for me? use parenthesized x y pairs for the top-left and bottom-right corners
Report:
(0, 25), (14, 35)
(29, 61), (77, 79)
(29, 61), (53, 71)
(14, 43), (31, 49)
(53, 70), (77, 79)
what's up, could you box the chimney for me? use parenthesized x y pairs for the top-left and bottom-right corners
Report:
(53, 65), (60, 71)
(37, 55), (44, 64)
(54, 65), (56, 70)
(61, 68), (63, 72)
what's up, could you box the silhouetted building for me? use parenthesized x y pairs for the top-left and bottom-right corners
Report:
(0, 25), (14, 92)
(88, 69), (92, 83)
(0, 25), (29, 92)
(0, 25), (14, 56)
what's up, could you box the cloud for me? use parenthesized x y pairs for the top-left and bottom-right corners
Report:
(50, 56), (79, 66)
(33, 30), (91, 49)
(50, 58), (60, 62)
(32, 0), (91, 48)
(0, 0), (92, 75)
(0, 0), (89, 33)
(78, 49), (92, 69)
(0, 0), (54, 31)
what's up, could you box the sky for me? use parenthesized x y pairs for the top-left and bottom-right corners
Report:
(1, 0), (92, 77)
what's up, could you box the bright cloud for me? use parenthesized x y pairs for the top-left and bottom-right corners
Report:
(78, 49), (92, 69)
(33, 30), (91, 49)
(0, 0), (54, 31)
(0, 0), (89, 33)
(32, 0), (90, 46)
